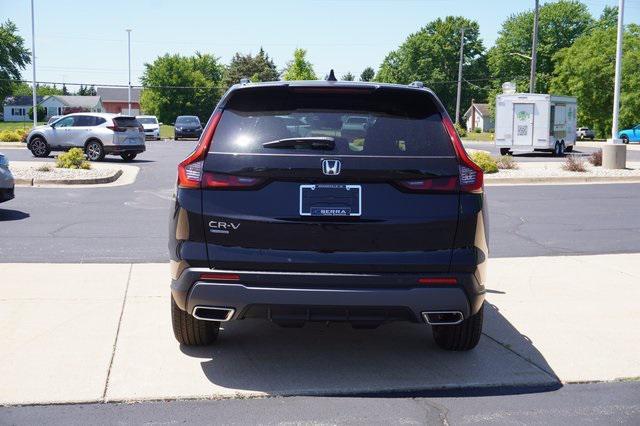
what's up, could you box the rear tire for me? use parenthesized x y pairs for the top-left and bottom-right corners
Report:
(622, 135), (629, 144)
(120, 152), (137, 162)
(171, 296), (219, 346)
(85, 140), (105, 161)
(499, 148), (511, 156)
(432, 303), (483, 351)
(30, 136), (50, 158)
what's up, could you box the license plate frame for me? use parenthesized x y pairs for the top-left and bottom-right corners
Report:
(299, 184), (362, 217)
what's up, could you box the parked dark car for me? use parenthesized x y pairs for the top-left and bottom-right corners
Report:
(169, 81), (488, 351)
(174, 116), (202, 140)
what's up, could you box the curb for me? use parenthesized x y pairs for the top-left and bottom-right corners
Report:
(0, 142), (26, 148)
(485, 175), (640, 185)
(16, 169), (123, 186)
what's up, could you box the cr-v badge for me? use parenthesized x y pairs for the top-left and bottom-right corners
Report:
(209, 220), (240, 234)
(322, 159), (341, 175)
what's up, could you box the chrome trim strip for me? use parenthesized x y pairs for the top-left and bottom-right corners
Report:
(209, 152), (456, 159)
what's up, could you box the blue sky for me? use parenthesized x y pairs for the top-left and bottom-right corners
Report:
(3, 0), (639, 88)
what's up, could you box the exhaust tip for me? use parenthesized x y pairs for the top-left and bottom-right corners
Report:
(192, 306), (235, 322)
(422, 311), (464, 325)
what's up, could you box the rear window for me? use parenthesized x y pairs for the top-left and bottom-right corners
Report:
(210, 87), (455, 157)
(113, 117), (142, 127)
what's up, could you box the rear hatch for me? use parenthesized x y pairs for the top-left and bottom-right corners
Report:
(111, 116), (144, 145)
(199, 85), (469, 273)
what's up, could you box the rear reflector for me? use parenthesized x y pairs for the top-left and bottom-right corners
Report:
(418, 277), (458, 285)
(199, 273), (240, 281)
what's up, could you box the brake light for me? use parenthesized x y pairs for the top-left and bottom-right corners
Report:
(442, 117), (483, 193)
(202, 172), (265, 189)
(396, 176), (458, 192)
(106, 124), (126, 132)
(418, 277), (458, 285)
(177, 112), (222, 189)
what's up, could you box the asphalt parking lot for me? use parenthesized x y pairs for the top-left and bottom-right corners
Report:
(1, 140), (640, 262)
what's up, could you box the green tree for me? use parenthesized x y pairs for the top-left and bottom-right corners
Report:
(341, 72), (355, 81)
(12, 82), (62, 96)
(0, 20), (31, 102)
(140, 52), (225, 123)
(551, 23), (640, 138)
(282, 48), (317, 80)
(359, 67), (375, 82)
(28, 105), (46, 120)
(375, 16), (488, 116)
(488, 0), (593, 94)
(223, 48), (279, 88)
(62, 83), (69, 95)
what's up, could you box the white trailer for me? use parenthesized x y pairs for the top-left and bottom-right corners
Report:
(495, 93), (577, 156)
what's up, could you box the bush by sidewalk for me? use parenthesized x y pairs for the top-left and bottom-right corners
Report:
(469, 151), (498, 173)
(56, 148), (91, 170)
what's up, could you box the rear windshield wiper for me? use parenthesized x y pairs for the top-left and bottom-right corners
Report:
(262, 137), (335, 150)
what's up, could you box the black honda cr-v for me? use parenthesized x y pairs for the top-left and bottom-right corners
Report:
(169, 80), (488, 351)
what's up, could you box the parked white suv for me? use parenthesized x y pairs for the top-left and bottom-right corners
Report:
(26, 113), (145, 162)
(137, 115), (160, 140)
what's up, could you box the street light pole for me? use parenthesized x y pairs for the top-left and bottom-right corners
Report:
(603, 0), (626, 169)
(455, 28), (465, 125)
(529, 0), (539, 93)
(30, 0), (37, 126)
(126, 29), (132, 116)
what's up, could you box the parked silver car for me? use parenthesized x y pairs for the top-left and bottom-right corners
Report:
(26, 113), (146, 162)
(0, 153), (15, 203)
(137, 115), (161, 140)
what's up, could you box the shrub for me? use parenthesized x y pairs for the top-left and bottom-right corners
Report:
(589, 149), (602, 166)
(562, 155), (587, 172)
(36, 164), (52, 172)
(0, 130), (22, 142)
(496, 155), (518, 170)
(469, 151), (498, 173)
(56, 148), (91, 169)
(454, 123), (467, 137)
(474, 127), (482, 133)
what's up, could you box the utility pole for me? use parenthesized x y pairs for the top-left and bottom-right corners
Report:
(30, 0), (37, 126)
(126, 29), (132, 115)
(455, 28), (465, 125)
(603, 0), (626, 169)
(529, 0), (539, 93)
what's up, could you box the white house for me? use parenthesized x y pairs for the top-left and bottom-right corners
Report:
(2, 95), (45, 121)
(39, 96), (104, 118)
(463, 101), (495, 133)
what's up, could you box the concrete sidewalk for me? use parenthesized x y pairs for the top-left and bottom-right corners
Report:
(1, 255), (639, 405)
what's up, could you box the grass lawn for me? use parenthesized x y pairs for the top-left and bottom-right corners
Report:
(0, 121), (45, 131)
(160, 124), (174, 139)
(464, 132), (495, 142)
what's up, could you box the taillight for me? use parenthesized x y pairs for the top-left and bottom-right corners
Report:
(442, 117), (483, 193)
(202, 172), (265, 189)
(177, 112), (222, 189)
(106, 125), (126, 132)
(395, 176), (458, 192)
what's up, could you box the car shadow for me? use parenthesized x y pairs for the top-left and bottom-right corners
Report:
(100, 158), (155, 164)
(179, 302), (560, 397)
(0, 208), (30, 221)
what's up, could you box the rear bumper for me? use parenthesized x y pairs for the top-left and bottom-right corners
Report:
(171, 268), (485, 324)
(174, 130), (202, 138)
(104, 145), (146, 155)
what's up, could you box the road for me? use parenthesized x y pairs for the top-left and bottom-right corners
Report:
(2, 382), (639, 425)
(1, 141), (640, 261)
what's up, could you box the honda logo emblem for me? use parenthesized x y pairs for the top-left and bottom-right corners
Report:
(322, 159), (341, 175)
